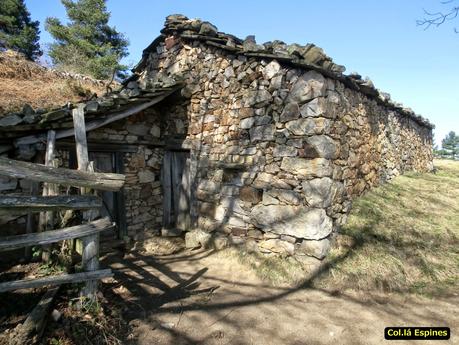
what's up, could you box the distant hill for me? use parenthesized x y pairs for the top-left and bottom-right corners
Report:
(0, 50), (111, 115)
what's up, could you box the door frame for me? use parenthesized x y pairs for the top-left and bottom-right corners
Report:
(161, 149), (191, 231)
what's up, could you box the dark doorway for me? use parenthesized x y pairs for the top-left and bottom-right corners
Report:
(161, 151), (191, 231)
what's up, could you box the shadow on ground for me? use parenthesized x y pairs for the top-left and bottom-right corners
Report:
(100, 240), (458, 345)
(98, 160), (459, 345)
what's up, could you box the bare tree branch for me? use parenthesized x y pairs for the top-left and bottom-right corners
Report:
(417, 1), (459, 32)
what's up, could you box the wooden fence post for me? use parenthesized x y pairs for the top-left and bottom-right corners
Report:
(73, 104), (99, 300)
(25, 181), (39, 261)
(39, 130), (57, 262)
(25, 152), (43, 261)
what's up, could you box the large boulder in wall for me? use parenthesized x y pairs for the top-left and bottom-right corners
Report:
(250, 205), (333, 240)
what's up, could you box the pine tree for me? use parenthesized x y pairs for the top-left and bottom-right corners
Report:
(45, 0), (129, 79)
(441, 131), (459, 159)
(0, 0), (42, 60)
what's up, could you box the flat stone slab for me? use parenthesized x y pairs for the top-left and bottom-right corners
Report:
(250, 205), (333, 240)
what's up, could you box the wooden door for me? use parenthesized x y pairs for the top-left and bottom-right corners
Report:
(162, 151), (191, 231)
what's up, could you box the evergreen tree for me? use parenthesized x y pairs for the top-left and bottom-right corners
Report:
(45, 0), (129, 79)
(0, 0), (42, 60)
(441, 131), (459, 159)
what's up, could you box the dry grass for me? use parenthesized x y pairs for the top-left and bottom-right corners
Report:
(319, 159), (459, 295)
(0, 50), (108, 115)
(134, 236), (185, 256)
(229, 159), (459, 296)
(216, 248), (308, 286)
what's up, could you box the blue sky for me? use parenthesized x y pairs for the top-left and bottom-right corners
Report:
(25, 0), (458, 146)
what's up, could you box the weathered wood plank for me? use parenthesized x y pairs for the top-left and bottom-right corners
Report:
(114, 151), (127, 239)
(0, 217), (114, 251)
(177, 155), (191, 231)
(14, 89), (178, 146)
(171, 152), (182, 229)
(74, 104), (99, 300)
(0, 269), (113, 293)
(25, 178), (39, 260)
(40, 132), (57, 262)
(0, 195), (102, 214)
(57, 141), (140, 153)
(73, 105), (89, 172)
(45, 131), (56, 166)
(0, 157), (125, 191)
(42, 131), (58, 198)
(162, 151), (172, 228)
(11, 286), (60, 345)
(81, 232), (99, 298)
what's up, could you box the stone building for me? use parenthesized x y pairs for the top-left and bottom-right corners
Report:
(0, 14), (434, 260)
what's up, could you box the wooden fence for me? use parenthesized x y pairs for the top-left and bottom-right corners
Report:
(0, 105), (125, 298)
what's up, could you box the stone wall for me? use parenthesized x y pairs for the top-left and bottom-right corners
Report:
(0, 16), (433, 262)
(129, 29), (433, 259)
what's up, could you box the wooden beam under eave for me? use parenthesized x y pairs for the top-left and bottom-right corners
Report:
(14, 88), (179, 146)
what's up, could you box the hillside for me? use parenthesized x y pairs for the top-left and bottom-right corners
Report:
(0, 50), (109, 115)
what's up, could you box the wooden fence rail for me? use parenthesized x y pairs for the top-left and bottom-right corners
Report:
(0, 157), (125, 191)
(0, 269), (113, 293)
(0, 217), (114, 251)
(0, 195), (102, 214)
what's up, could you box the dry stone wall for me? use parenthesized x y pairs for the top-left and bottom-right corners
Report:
(131, 27), (433, 259)
(0, 15), (432, 262)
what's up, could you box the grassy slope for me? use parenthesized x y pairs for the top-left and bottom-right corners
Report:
(229, 159), (459, 296)
(0, 50), (107, 115)
(321, 159), (459, 295)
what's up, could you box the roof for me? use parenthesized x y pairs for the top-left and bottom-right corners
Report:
(0, 14), (433, 135)
(134, 14), (434, 129)
(0, 83), (182, 143)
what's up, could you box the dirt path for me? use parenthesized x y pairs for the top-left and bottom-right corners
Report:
(101, 249), (458, 345)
